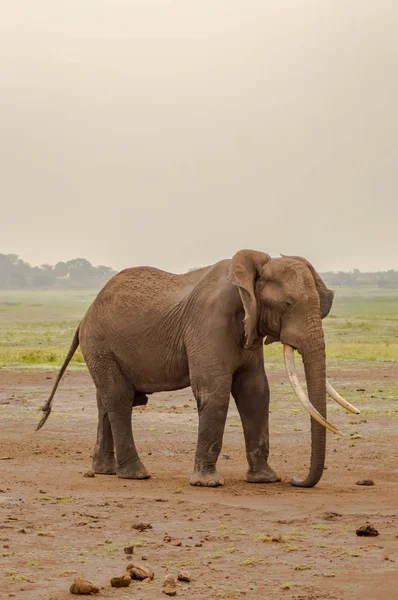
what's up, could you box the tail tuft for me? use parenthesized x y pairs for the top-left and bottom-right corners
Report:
(36, 406), (52, 431)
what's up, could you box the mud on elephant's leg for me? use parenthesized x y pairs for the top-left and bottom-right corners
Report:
(189, 376), (231, 487)
(232, 365), (280, 484)
(92, 393), (117, 475)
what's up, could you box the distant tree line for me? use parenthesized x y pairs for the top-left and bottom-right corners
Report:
(1, 253), (397, 290)
(0, 254), (116, 289)
(321, 269), (398, 288)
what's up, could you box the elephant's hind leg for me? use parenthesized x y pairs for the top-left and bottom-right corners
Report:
(92, 393), (117, 475)
(107, 408), (150, 479)
(88, 354), (150, 480)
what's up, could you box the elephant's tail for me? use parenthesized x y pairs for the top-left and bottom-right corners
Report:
(36, 325), (80, 431)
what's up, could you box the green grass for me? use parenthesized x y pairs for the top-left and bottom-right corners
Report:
(320, 289), (398, 361)
(0, 347), (85, 367)
(0, 289), (95, 368)
(0, 287), (397, 369)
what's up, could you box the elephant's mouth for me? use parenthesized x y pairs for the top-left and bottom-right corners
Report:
(264, 334), (281, 345)
(283, 345), (360, 433)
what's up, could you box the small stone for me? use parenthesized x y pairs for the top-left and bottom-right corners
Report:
(356, 525), (379, 537)
(171, 539), (182, 546)
(194, 542), (202, 547)
(222, 454), (231, 460)
(84, 471), (96, 478)
(177, 570), (191, 582)
(124, 545), (134, 554)
(163, 574), (177, 596)
(132, 522), (152, 532)
(356, 479), (375, 486)
(384, 555), (395, 562)
(70, 577), (100, 594)
(39, 489), (47, 494)
(323, 512), (342, 521)
(110, 573), (131, 588)
(126, 562), (154, 580)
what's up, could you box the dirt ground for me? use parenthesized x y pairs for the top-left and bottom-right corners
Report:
(1, 363), (397, 599)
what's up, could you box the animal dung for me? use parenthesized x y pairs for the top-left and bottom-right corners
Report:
(162, 574), (177, 596)
(126, 562), (154, 580)
(356, 524), (379, 537)
(69, 577), (100, 594)
(83, 470), (96, 478)
(110, 573), (132, 587)
(132, 521), (152, 531)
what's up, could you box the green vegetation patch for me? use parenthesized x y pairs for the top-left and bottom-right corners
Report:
(0, 287), (397, 369)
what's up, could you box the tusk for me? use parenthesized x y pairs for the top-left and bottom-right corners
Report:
(283, 345), (344, 436)
(326, 381), (360, 414)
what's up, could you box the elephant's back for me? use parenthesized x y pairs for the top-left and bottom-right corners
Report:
(86, 264), (217, 327)
(95, 267), (183, 314)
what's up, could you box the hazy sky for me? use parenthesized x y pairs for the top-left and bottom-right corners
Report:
(1, 1), (397, 273)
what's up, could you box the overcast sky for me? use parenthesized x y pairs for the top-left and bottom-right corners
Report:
(1, 1), (397, 273)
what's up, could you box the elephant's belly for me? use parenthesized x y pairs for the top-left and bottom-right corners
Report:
(120, 348), (191, 394)
(137, 374), (191, 394)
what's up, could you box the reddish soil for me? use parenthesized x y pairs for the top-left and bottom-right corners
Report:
(1, 364), (397, 599)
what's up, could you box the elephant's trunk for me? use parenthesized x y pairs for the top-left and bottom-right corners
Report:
(290, 323), (328, 488)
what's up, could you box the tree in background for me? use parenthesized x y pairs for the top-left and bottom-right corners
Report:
(0, 254), (117, 290)
(0, 253), (397, 290)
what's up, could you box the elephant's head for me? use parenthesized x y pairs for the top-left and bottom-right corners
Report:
(229, 250), (358, 488)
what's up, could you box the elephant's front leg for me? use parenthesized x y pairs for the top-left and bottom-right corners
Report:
(232, 362), (280, 484)
(190, 375), (231, 487)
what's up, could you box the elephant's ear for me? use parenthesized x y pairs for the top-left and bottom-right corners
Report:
(281, 254), (334, 318)
(229, 250), (271, 348)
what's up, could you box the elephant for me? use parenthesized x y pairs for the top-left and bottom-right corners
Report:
(36, 250), (358, 488)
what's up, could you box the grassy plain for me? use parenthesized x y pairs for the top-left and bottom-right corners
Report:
(0, 287), (397, 369)
(0, 289), (96, 368)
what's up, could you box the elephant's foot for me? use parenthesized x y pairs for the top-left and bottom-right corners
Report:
(245, 465), (281, 484)
(117, 458), (151, 480)
(189, 470), (224, 487)
(93, 455), (117, 475)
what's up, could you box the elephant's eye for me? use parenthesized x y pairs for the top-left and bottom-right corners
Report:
(282, 299), (293, 310)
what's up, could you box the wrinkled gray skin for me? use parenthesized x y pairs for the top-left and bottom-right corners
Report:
(37, 250), (334, 488)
